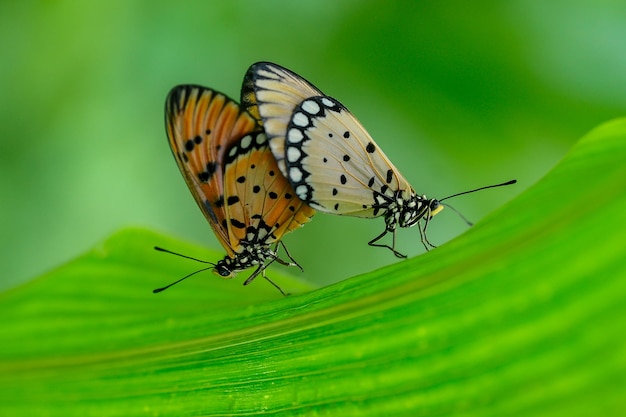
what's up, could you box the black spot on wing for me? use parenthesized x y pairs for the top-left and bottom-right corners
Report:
(230, 218), (246, 229)
(198, 162), (218, 183)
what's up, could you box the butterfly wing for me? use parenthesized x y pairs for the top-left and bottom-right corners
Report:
(222, 131), (315, 252)
(165, 85), (260, 256)
(242, 62), (413, 217)
(241, 62), (322, 173)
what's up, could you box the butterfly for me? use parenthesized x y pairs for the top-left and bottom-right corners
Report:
(240, 62), (445, 258)
(159, 85), (315, 294)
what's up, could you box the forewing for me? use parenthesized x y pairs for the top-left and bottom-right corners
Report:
(165, 85), (260, 255)
(222, 132), (315, 252)
(242, 62), (413, 217)
(241, 62), (322, 174)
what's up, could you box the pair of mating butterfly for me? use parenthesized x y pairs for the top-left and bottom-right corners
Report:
(155, 62), (515, 295)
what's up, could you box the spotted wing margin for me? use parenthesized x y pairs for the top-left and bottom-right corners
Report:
(222, 132), (315, 252)
(285, 96), (413, 217)
(241, 62), (323, 175)
(165, 85), (260, 256)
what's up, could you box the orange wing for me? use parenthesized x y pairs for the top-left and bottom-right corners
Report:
(165, 85), (260, 256)
(222, 131), (315, 253)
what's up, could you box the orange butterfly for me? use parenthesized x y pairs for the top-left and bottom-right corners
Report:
(157, 85), (315, 295)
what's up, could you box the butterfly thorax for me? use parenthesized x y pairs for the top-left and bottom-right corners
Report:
(384, 190), (443, 231)
(213, 243), (276, 278)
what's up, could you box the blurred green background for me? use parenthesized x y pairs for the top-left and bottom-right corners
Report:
(1, 1), (625, 290)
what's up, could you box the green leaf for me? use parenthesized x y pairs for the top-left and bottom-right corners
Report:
(2, 119), (625, 416)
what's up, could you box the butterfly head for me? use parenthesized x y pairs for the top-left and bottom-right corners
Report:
(213, 246), (272, 280)
(213, 260), (236, 279)
(398, 192), (445, 229)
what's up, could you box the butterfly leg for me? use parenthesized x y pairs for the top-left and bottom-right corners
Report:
(243, 259), (289, 296)
(417, 219), (437, 251)
(262, 269), (289, 297)
(243, 263), (266, 286)
(368, 228), (407, 258)
(273, 241), (304, 272)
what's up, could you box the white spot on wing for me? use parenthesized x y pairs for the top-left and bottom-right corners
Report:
(292, 112), (309, 127)
(240, 135), (252, 149)
(288, 128), (304, 143)
(287, 147), (302, 162)
(290, 167), (303, 182)
(321, 97), (334, 107)
(296, 184), (308, 197)
(256, 134), (267, 145)
(302, 99), (320, 114)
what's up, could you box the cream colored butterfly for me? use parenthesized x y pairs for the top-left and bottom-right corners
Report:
(241, 62), (515, 257)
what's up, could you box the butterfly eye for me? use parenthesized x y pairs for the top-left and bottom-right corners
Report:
(213, 265), (234, 278)
(428, 199), (445, 218)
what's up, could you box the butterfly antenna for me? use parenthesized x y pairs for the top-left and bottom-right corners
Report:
(437, 179), (516, 227)
(153, 266), (214, 293)
(439, 179), (516, 202)
(154, 246), (215, 264)
(153, 246), (217, 293)
(441, 203), (474, 226)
